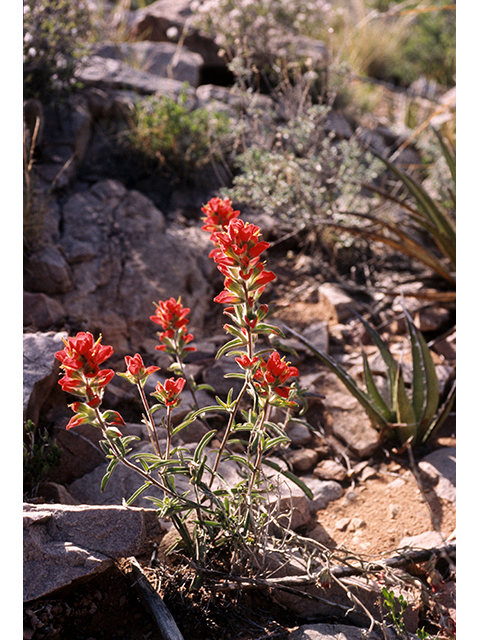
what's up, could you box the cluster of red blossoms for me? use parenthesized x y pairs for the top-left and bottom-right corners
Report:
(202, 198), (275, 307)
(55, 332), (123, 430)
(55, 332), (115, 407)
(150, 297), (196, 359)
(201, 197), (299, 406)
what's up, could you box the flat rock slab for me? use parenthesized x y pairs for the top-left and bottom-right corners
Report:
(23, 503), (162, 602)
(288, 623), (381, 639)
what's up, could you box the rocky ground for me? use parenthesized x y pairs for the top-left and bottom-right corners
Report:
(23, 2), (456, 639)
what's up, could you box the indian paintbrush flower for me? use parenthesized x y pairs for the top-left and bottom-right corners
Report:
(201, 197), (240, 240)
(151, 377), (186, 408)
(150, 297), (196, 359)
(119, 353), (160, 386)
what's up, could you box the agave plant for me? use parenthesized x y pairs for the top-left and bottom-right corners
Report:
(321, 127), (456, 287)
(285, 309), (455, 449)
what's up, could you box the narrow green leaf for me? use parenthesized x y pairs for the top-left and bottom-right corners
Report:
(216, 337), (246, 359)
(420, 381), (456, 445)
(361, 347), (395, 422)
(393, 364), (417, 444)
(193, 430), (217, 464)
(100, 458), (119, 492)
(126, 482), (152, 505)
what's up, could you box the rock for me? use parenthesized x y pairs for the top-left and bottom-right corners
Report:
(130, 0), (226, 70)
(399, 530), (446, 550)
(286, 448), (319, 473)
(48, 425), (110, 486)
(288, 622), (382, 640)
(34, 96), (92, 190)
(313, 459), (348, 482)
(23, 331), (67, 425)
(318, 371), (381, 458)
(23, 502), (163, 602)
(301, 321), (329, 354)
(23, 245), (74, 295)
(418, 447), (456, 504)
(76, 55), (194, 97)
(317, 283), (360, 326)
(23, 291), (66, 331)
(202, 359), (244, 399)
(433, 329), (456, 361)
(91, 40), (203, 86)
(56, 180), (213, 356)
(306, 476), (344, 512)
(286, 422), (313, 447)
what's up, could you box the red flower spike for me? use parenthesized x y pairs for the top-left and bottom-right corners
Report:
(252, 351), (299, 404)
(201, 197), (240, 239)
(150, 297), (191, 331)
(55, 332), (114, 376)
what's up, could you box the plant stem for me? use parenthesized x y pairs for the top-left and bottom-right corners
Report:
(137, 382), (163, 457)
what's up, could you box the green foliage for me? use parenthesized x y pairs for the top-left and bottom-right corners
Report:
(286, 308), (456, 449)
(23, 0), (92, 104)
(23, 420), (63, 499)
(224, 96), (380, 239)
(382, 587), (409, 635)
(322, 127), (456, 286)
(125, 89), (231, 180)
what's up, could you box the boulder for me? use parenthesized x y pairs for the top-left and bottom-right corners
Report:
(77, 55), (197, 99)
(23, 291), (66, 331)
(56, 179), (214, 357)
(92, 40), (203, 86)
(23, 245), (74, 295)
(23, 503), (163, 602)
(23, 331), (67, 425)
(129, 0), (226, 70)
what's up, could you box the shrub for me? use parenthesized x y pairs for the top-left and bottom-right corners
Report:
(124, 89), (231, 181)
(23, 0), (92, 104)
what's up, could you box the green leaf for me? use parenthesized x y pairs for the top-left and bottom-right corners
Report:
(216, 337), (246, 359)
(420, 380), (456, 445)
(126, 482), (153, 505)
(100, 458), (119, 492)
(193, 430), (217, 464)
(361, 347), (395, 423)
(392, 364), (417, 444)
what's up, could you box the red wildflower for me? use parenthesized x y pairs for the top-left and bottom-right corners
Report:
(150, 297), (191, 331)
(252, 351), (299, 403)
(201, 197), (240, 239)
(55, 332), (114, 376)
(121, 354), (160, 385)
(152, 377), (186, 407)
(235, 354), (259, 369)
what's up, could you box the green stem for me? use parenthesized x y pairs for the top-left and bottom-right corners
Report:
(136, 382), (162, 457)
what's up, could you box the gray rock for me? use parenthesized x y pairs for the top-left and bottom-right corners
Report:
(313, 459), (348, 482)
(418, 447), (456, 504)
(23, 291), (66, 331)
(305, 476), (344, 512)
(288, 622), (382, 639)
(23, 502), (162, 602)
(92, 40), (203, 86)
(57, 179), (213, 356)
(77, 55), (179, 95)
(23, 331), (67, 425)
(130, 0), (225, 69)
(24, 245), (74, 295)
(317, 283), (360, 326)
